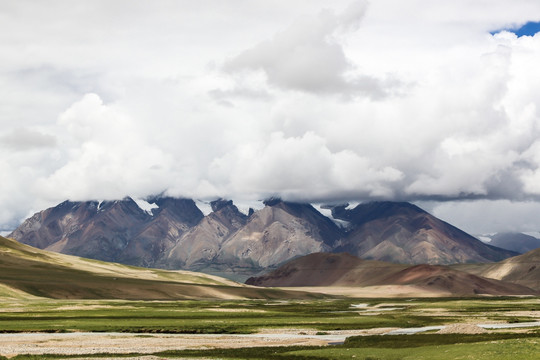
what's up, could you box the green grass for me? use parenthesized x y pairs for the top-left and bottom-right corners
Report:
(1, 297), (539, 334)
(291, 336), (540, 360)
(1, 235), (322, 300)
(343, 332), (540, 348)
(0, 298), (448, 334)
(2, 297), (540, 359)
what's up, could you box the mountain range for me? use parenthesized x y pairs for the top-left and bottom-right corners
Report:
(9, 197), (517, 279)
(477, 232), (540, 254)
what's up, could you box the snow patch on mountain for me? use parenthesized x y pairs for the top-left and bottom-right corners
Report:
(134, 198), (159, 215)
(314, 204), (350, 228)
(477, 235), (492, 243)
(195, 200), (213, 216)
(345, 202), (360, 210)
(234, 200), (264, 216)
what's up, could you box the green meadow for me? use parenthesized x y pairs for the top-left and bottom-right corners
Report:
(0, 298), (449, 334)
(1, 297), (539, 359)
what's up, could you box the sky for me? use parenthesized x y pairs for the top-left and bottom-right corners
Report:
(1, 0), (540, 235)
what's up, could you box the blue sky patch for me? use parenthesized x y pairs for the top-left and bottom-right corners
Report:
(491, 21), (540, 37)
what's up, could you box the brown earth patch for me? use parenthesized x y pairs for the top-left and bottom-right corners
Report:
(204, 308), (267, 313)
(437, 324), (488, 334)
(0, 332), (332, 358)
(281, 285), (451, 298)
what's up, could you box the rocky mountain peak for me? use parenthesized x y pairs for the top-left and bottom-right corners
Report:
(332, 201), (427, 226)
(262, 197), (283, 207)
(210, 199), (234, 212)
(150, 197), (204, 226)
(97, 197), (151, 221)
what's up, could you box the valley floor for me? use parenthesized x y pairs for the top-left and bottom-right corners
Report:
(1, 297), (540, 359)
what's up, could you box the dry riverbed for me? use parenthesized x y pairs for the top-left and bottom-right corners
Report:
(5, 322), (538, 358)
(4, 322), (540, 358)
(0, 331), (344, 357)
(0, 326), (404, 358)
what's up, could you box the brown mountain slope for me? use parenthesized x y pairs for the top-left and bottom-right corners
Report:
(10, 197), (203, 267)
(164, 199), (249, 269)
(455, 247), (540, 291)
(117, 197), (204, 266)
(216, 200), (343, 269)
(12, 199), (151, 262)
(246, 253), (536, 296)
(333, 202), (516, 264)
(0, 236), (319, 300)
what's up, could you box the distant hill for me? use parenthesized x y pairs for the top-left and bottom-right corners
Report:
(9, 198), (516, 278)
(246, 252), (537, 296)
(246, 252), (405, 287)
(478, 232), (540, 254)
(455, 246), (540, 291)
(0, 235), (314, 300)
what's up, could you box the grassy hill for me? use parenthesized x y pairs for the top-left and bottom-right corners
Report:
(454, 247), (540, 291)
(247, 252), (537, 297)
(0, 236), (318, 300)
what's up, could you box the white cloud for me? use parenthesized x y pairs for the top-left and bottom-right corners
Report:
(221, 1), (401, 98)
(429, 200), (540, 234)
(208, 131), (402, 201)
(1, 1), (540, 234)
(34, 94), (176, 201)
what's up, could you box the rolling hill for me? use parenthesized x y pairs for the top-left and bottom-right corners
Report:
(246, 252), (537, 296)
(0, 235), (317, 300)
(455, 247), (540, 291)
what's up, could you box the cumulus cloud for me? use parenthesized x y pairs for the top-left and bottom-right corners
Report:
(34, 94), (176, 201)
(208, 131), (403, 201)
(221, 1), (401, 99)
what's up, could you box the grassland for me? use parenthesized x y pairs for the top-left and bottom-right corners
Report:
(3, 236), (540, 358)
(0, 298), (451, 334)
(1, 297), (539, 359)
(0, 235), (321, 300)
